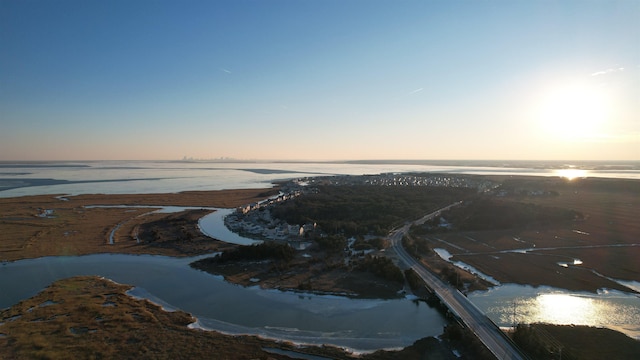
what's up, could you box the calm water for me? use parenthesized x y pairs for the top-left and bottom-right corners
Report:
(1, 160), (639, 346)
(0, 254), (446, 351)
(198, 208), (261, 246)
(1, 160), (639, 198)
(469, 285), (640, 340)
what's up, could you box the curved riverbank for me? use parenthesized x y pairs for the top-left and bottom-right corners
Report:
(0, 188), (278, 261)
(0, 276), (401, 359)
(0, 253), (449, 352)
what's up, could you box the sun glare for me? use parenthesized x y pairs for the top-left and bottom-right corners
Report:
(555, 168), (588, 180)
(536, 294), (597, 324)
(536, 83), (610, 140)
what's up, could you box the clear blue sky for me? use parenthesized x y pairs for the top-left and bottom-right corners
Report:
(1, 0), (638, 161)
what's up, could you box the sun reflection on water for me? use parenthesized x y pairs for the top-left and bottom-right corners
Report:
(555, 168), (588, 180)
(535, 294), (598, 324)
(492, 292), (640, 339)
(475, 285), (640, 339)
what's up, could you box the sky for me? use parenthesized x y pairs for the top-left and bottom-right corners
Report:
(1, 0), (638, 161)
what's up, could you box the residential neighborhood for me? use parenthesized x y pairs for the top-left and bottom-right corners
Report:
(224, 173), (499, 246)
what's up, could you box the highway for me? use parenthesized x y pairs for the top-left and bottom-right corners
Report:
(389, 203), (527, 360)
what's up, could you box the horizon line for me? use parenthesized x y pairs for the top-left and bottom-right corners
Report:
(1, 159), (639, 164)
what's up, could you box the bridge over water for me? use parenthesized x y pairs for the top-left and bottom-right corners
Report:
(389, 204), (528, 360)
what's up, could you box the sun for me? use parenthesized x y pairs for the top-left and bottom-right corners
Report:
(536, 83), (610, 140)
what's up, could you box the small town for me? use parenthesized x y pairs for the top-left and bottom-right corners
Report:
(224, 173), (498, 244)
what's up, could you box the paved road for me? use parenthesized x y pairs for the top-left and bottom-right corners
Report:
(389, 203), (526, 360)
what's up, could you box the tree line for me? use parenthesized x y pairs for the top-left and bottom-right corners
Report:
(354, 255), (404, 283)
(211, 242), (295, 263)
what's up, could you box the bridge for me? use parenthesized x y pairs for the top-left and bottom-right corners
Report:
(389, 204), (528, 360)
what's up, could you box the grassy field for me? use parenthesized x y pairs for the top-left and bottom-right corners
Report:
(512, 323), (640, 360)
(0, 188), (278, 261)
(413, 176), (640, 293)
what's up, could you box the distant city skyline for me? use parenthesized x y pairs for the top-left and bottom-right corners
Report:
(1, 0), (638, 161)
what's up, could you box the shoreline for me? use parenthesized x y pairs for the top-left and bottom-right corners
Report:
(0, 276), (499, 359)
(0, 276), (386, 359)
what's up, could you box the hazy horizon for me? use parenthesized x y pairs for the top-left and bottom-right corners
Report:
(2, 158), (639, 165)
(2, 1), (638, 161)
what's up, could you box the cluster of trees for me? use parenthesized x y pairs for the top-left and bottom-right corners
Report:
(404, 268), (424, 291)
(401, 236), (431, 259)
(513, 324), (570, 360)
(215, 242), (295, 263)
(270, 185), (474, 237)
(442, 323), (496, 360)
(352, 237), (386, 251)
(314, 235), (347, 254)
(354, 255), (404, 283)
(138, 211), (205, 244)
(409, 215), (451, 234)
(439, 265), (462, 289)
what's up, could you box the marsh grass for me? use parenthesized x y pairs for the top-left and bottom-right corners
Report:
(0, 276), (464, 359)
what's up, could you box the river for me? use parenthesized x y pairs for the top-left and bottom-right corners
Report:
(0, 253), (448, 351)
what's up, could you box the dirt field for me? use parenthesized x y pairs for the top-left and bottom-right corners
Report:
(0, 188), (278, 261)
(417, 178), (640, 293)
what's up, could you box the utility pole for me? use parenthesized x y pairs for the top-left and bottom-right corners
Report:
(512, 300), (517, 330)
(456, 270), (460, 289)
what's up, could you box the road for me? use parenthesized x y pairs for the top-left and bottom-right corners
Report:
(389, 203), (527, 360)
